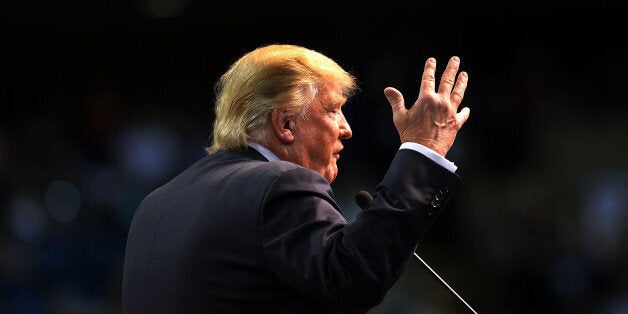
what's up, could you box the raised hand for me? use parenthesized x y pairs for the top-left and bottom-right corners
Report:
(384, 56), (470, 157)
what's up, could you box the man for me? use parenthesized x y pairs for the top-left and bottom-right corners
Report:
(122, 44), (470, 313)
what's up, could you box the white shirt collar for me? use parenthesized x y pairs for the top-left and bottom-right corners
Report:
(248, 142), (279, 161)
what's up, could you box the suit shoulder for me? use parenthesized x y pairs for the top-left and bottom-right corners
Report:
(248, 159), (325, 182)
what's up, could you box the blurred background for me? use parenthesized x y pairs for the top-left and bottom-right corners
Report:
(1, 0), (627, 313)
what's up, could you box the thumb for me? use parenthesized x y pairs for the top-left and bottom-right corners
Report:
(384, 87), (406, 116)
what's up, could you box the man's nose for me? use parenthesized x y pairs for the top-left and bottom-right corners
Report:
(339, 112), (352, 139)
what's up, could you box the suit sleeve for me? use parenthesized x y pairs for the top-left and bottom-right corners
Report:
(260, 148), (461, 310)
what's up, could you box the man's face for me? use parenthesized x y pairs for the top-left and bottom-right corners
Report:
(289, 90), (352, 183)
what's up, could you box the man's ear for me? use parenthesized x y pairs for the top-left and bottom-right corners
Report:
(270, 109), (295, 144)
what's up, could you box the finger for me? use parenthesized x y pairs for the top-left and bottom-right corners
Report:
(437, 56), (460, 95)
(456, 107), (470, 126)
(384, 87), (406, 116)
(420, 57), (437, 95)
(450, 71), (468, 109)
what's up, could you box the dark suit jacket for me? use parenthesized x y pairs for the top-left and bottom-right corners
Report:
(122, 147), (460, 313)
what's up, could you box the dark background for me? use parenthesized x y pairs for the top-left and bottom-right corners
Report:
(2, 1), (627, 313)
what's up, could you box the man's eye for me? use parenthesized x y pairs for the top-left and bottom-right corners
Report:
(329, 109), (342, 118)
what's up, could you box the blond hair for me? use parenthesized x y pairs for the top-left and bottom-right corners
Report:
(206, 44), (358, 153)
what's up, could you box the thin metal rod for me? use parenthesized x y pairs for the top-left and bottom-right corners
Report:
(413, 252), (479, 314)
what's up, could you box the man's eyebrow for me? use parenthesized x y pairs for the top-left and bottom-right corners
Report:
(321, 96), (345, 108)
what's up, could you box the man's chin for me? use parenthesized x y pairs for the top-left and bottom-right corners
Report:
(324, 167), (338, 183)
